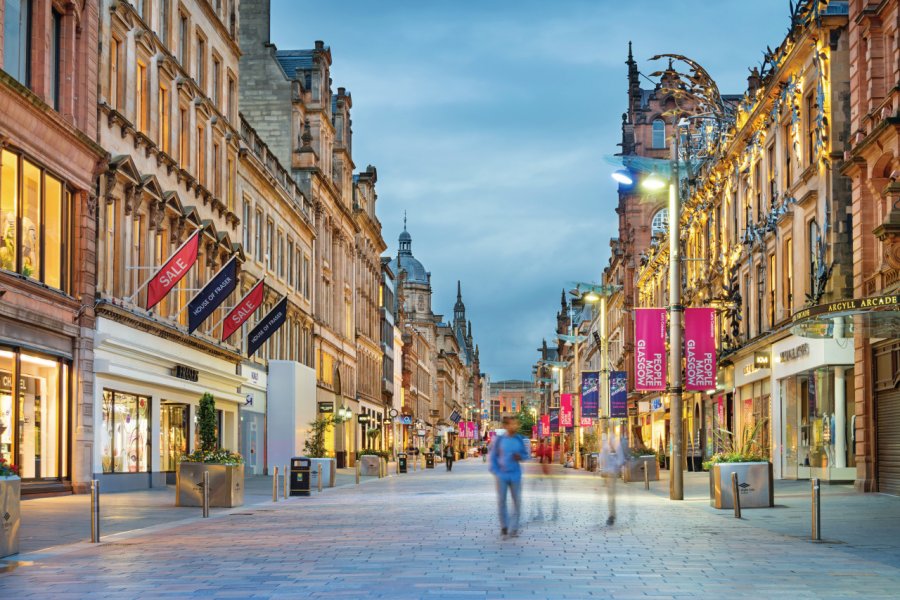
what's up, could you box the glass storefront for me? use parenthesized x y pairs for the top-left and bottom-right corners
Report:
(738, 380), (771, 459)
(780, 366), (855, 479)
(0, 347), (69, 480)
(101, 390), (150, 473)
(160, 403), (189, 472)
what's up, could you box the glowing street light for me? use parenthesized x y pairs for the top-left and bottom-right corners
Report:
(641, 172), (667, 191)
(611, 169), (634, 185)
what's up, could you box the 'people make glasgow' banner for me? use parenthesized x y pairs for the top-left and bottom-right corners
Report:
(634, 308), (666, 390)
(188, 257), (238, 333)
(248, 296), (288, 356)
(581, 371), (599, 419)
(609, 371), (628, 419)
(560, 393), (573, 429)
(684, 307), (717, 391)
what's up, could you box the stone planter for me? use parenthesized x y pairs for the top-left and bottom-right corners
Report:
(0, 476), (21, 558)
(309, 458), (336, 488)
(176, 463), (244, 508)
(709, 461), (774, 509)
(359, 455), (381, 476)
(623, 456), (660, 483)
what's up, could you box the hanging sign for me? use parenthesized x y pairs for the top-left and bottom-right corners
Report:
(222, 279), (265, 341)
(560, 393), (574, 429)
(247, 296), (288, 356)
(449, 410), (461, 423)
(188, 257), (238, 333)
(634, 308), (667, 390)
(609, 370), (628, 419)
(581, 371), (600, 419)
(580, 417), (594, 427)
(684, 307), (717, 391)
(540, 414), (550, 438)
(146, 230), (200, 310)
(549, 408), (559, 433)
(466, 421), (476, 439)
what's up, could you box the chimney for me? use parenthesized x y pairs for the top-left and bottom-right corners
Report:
(315, 40), (325, 50)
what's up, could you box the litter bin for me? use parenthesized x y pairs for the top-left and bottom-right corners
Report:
(425, 452), (435, 469)
(335, 450), (347, 469)
(290, 457), (311, 496)
(398, 452), (408, 473)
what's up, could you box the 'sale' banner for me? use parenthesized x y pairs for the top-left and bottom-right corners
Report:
(634, 308), (667, 390)
(146, 231), (200, 310)
(222, 280), (265, 341)
(684, 307), (717, 391)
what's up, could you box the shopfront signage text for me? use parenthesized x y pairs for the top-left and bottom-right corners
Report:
(358, 415), (371, 423)
(188, 257), (238, 333)
(792, 294), (900, 323)
(247, 296), (288, 357)
(318, 401), (334, 413)
(754, 352), (770, 368)
(172, 364), (199, 382)
(222, 280), (265, 341)
(780, 343), (809, 363)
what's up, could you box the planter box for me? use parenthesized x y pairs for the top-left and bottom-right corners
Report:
(176, 463), (244, 508)
(709, 462), (774, 509)
(623, 456), (660, 482)
(309, 458), (336, 488)
(0, 476), (20, 558)
(359, 455), (381, 476)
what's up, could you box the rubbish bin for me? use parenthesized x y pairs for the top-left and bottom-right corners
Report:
(336, 450), (347, 469)
(398, 452), (408, 473)
(290, 457), (311, 497)
(425, 452), (435, 469)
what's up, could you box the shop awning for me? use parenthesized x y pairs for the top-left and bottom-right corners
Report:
(790, 293), (900, 339)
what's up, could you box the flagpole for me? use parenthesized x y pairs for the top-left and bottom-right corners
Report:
(126, 229), (200, 305)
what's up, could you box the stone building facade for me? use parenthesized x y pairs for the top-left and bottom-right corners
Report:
(0, 0), (105, 493)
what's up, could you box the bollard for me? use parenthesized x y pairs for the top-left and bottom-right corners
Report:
(202, 471), (210, 518)
(396, 458), (400, 475)
(811, 478), (821, 541)
(283, 464), (288, 499)
(356, 460), (361, 485)
(90, 479), (100, 542)
(731, 472), (741, 519)
(644, 464), (650, 490)
(317, 463), (323, 492)
(273, 466), (279, 502)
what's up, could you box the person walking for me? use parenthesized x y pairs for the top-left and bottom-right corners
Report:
(489, 416), (530, 537)
(599, 432), (626, 526)
(443, 444), (455, 471)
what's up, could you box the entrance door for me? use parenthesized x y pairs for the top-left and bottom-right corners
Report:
(160, 404), (189, 472)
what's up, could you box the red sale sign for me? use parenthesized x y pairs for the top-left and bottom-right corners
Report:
(221, 279), (265, 341)
(685, 307), (716, 391)
(634, 308), (667, 390)
(146, 231), (199, 310)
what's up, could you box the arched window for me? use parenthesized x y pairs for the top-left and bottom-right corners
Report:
(651, 208), (669, 236)
(652, 119), (666, 149)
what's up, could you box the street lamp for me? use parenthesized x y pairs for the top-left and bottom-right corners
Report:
(611, 169), (634, 185)
(641, 172), (667, 191)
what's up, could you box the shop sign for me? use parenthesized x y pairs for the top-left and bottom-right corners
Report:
(247, 296), (288, 357)
(638, 400), (650, 414)
(244, 393), (254, 406)
(651, 398), (664, 412)
(172, 364), (199, 382)
(398, 416), (413, 425)
(780, 343), (809, 363)
(188, 257), (238, 333)
(358, 414), (372, 423)
(754, 352), (770, 368)
(318, 401), (334, 413)
(417, 429), (426, 437)
(146, 231), (200, 310)
(791, 293), (900, 323)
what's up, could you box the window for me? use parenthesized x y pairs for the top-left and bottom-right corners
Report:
(104, 200), (117, 294)
(178, 12), (188, 65)
(767, 145), (776, 208)
(651, 119), (666, 149)
(277, 231), (284, 278)
(212, 56), (221, 106)
(651, 208), (668, 236)
(806, 94), (815, 166)
(254, 209), (263, 262)
(101, 390), (150, 474)
(742, 274), (750, 338)
(136, 61), (149, 132)
(196, 124), (205, 184)
(287, 239), (295, 287)
(159, 0), (170, 45)
(159, 83), (171, 153)
(196, 33), (206, 89)
(109, 36), (123, 109)
(130, 215), (143, 297)
(179, 106), (189, 163)
(784, 238), (793, 315)
(226, 156), (234, 211)
(808, 219), (818, 295)
(50, 10), (61, 110)
(303, 253), (310, 299)
(212, 141), (220, 197)
(3, 0), (31, 86)
(154, 230), (167, 315)
(227, 74), (236, 122)
(0, 151), (70, 291)
(345, 300), (352, 338)
(754, 161), (762, 221)
(266, 219), (274, 270)
(783, 123), (792, 190)
(769, 254), (776, 328)
(242, 199), (251, 253)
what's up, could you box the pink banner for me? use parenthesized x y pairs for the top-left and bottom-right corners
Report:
(634, 308), (667, 390)
(560, 393), (573, 429)
(541, 414), (550, 437)
(580, 417), (593, 427)
(459, 421), (467, 438)
(685, 307), (717, 391)
(466, 421), (475, 439)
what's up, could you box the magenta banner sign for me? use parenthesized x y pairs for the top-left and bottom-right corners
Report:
(685, 307), (716, 391)
(560, 393), (573, 429)
(466, 421), (476, 439)
(634, 308), (667, 390)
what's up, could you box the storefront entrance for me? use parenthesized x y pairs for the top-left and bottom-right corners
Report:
(160, 403), (190, 473)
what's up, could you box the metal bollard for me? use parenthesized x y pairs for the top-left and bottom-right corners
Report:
(811, 478), (821, 541)
(318, 464), (323, 492)
(90, 479), (100, 542)
(644, 464), (650, 490)
(356, 460), (361, 485)
(283, 464), (288, 499)
(396, 458), (400, 475)
(272, 466), (279, 502)
(731, 472), (741, 519)
(202, 471), (210, 518)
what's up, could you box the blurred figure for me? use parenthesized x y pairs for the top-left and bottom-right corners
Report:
(481, 444), (487, 462)
(443, 444), (455, 471)
(600, 432), (626, 526)
(530, 438), (559, 522)
(489, 416), (530, 537)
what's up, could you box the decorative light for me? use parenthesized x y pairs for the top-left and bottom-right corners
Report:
(583, 292), (601, 303)
(642, 173), (667, 191)
(611, 170), (634, 185)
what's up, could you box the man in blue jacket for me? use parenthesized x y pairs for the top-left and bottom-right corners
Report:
(489, 415), (530, 537)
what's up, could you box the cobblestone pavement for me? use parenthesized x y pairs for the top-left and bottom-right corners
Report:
(2, 460), (900, 599)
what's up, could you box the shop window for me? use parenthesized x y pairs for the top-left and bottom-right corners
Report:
(0, 151), (70, 291)
(196, 124), (205, 185)
(101, 390), (150, 473)
(3, 0), (31, 86)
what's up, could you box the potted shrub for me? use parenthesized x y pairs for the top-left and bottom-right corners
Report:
(305, 416), (336, 488)
(176, 393), (244, 508)
(705, 421), (773, 509)
(0, 456), (20, 558)
(623, 447), (660, 483)
(357, 449), (389, 476)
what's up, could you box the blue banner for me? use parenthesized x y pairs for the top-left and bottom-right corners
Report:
(188, 257), (238, 333)
(549, 407), (560, 433)
(581, 371), (600, 419)
(610, 371), (628, 418)
(248, 296), (288, 356)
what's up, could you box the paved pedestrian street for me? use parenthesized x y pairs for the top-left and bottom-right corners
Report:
(2, 460), (900, 599)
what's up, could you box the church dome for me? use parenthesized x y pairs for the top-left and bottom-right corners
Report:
(390, 225), (429, 285)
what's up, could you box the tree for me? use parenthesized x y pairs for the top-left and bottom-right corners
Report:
(304, 416), (334, 458)
(516, 407), (536, 437)
(198, 393), (218, 453)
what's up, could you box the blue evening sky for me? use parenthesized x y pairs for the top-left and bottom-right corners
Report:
(269, 0), (788, 380)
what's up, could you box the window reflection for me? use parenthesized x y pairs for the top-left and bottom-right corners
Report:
(102, 390), (150, 473)
(0, 150), (17, 272)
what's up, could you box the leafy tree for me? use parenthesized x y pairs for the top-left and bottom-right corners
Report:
(304, 416), (334, 458)
(516, 407), (536, 437)
(198, 393), (218, 453)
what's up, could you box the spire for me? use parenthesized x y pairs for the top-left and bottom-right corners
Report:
(457, 280), (462, 301)
(398, 211), (412, 255)
(626, 40), (641, 125)
(454, 280), (466, 326)
(560, 289), (567, 310)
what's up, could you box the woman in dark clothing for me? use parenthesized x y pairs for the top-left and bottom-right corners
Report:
(443, 445), (455, 471)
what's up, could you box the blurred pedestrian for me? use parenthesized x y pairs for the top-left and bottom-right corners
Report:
(443, 444), (455, 471)
(489, 416), (530, 537)
(599, 432), (626, 526)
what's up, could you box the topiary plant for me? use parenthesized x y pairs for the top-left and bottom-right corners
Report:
(198, 393), (218, 453)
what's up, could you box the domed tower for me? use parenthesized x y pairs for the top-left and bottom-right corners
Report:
(389, 216), (432, 322)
